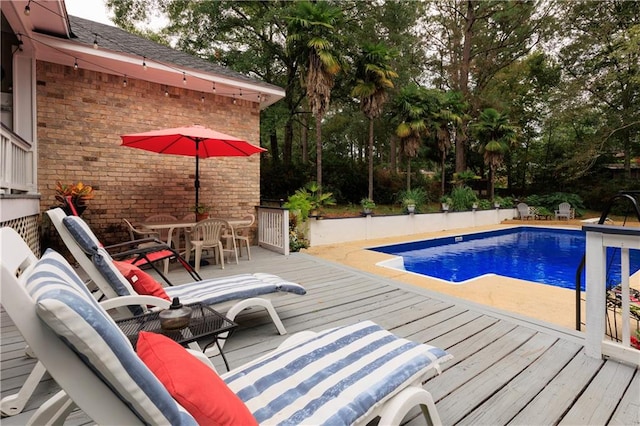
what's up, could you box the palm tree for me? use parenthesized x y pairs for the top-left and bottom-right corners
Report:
(472, 108), (518, 200)
(286, 1), (342, 193)
(432, 91), (467, 196)
(351, 43), (398, 200)
(393, 84), (430, 190)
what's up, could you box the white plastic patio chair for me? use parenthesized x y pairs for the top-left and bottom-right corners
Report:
(123, 218), (159, 241)
(0, 227), (452, 425)
(517, 202), (534, 220)
(184, 218), (229, 271)
(555, 202), (572, 220)
(233, 214), (255, 260)
(144, 213), (178, 244)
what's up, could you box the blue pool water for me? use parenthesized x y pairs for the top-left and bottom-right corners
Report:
(370, 227), (640, 290)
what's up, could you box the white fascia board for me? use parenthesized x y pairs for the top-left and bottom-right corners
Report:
(31, 33), (285, 108)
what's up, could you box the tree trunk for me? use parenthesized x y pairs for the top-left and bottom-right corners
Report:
(316, 114), (323, 192)
(283, 119), (292, 166)
(301, 114), (309, 164)
(441, 149), (446, 196)
(406, 158), (411, 191)
(368, 118), (374, 200)
(455, 1), (475, 173)
(269, 131), (279, 165)
(489, 164), (495, 201)
(390, 136), (397, 172)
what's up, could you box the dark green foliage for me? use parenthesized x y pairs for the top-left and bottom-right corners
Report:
(449, 186), (479, 212)
(524, 193), (585, 217)
(477, 199), (493, 210)
(288, 215), (309, 252)
(260, 161), (310, 201)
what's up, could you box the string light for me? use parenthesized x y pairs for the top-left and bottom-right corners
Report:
(24, 1), (31, 16)
(16, 32), (271, 105)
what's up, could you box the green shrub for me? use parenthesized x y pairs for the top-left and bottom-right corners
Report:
(396, 188), (429, 213)
(493, 195), (515, 208)
(449, 186), (478, 211)
(478, 199), (493, 210)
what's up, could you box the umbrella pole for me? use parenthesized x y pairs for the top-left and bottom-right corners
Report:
(195, 140), (200, 208)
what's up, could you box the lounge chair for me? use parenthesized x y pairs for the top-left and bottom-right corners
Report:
(516, 202), (534, 220)
(52, 209), (200, 287)
(555, 202), (573, 220)
(0, 227), (452, 425)
(1, 222), (306, 416)
(46, 208), (305, 331)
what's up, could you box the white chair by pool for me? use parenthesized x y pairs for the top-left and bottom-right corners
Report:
(555, 202), (573, 220)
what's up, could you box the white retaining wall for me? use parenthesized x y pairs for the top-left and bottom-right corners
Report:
(308, 208), (517, 246)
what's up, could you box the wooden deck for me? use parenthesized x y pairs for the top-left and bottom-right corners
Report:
(2, 246), (639, 425)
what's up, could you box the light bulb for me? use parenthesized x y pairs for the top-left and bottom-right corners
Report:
(74, 59), (78, 70)
(93, 35), (98, 49)
(24, 3), (31, 16)
(142, 57), (147, 70)
(182, 72), (187, 85)
(123, 76), (127, 87)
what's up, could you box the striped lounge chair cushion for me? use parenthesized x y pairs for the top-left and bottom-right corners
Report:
(165, 272), (306, 306)
(26, 249), (197, 425)
(223, 320), (452, 425)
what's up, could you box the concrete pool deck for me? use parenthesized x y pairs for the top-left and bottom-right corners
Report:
(304, 219), (640, 332)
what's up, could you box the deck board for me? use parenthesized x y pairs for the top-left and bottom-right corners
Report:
(2, 246), (638, 425)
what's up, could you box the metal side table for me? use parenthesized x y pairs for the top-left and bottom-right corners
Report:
(116, 303), (237, 370)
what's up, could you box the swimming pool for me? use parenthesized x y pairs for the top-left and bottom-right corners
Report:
(370, 227), (640, 290)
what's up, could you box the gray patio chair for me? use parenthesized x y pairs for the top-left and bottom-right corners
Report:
(555, 202), (573, 220)
(517, 202), (535, 220)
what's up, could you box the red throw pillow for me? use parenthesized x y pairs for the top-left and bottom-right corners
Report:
(113, 261), (170, 301)
(136, 331), (257, 426)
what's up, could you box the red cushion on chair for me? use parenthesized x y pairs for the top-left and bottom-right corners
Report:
(136, 332), (257, 426)
(113, 261), (170, 301)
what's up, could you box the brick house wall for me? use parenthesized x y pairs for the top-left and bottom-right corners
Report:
(37, 61), (262, 247)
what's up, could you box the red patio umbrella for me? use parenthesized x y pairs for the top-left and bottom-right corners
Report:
(120, 125), (266, 208)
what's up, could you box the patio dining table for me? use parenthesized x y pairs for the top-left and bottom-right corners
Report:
(140, 217), (253, 274)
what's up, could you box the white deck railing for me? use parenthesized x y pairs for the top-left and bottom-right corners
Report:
(0, 124), (35, 194)
(257, 207), (289, 255)
(584, 224), (640, 366)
